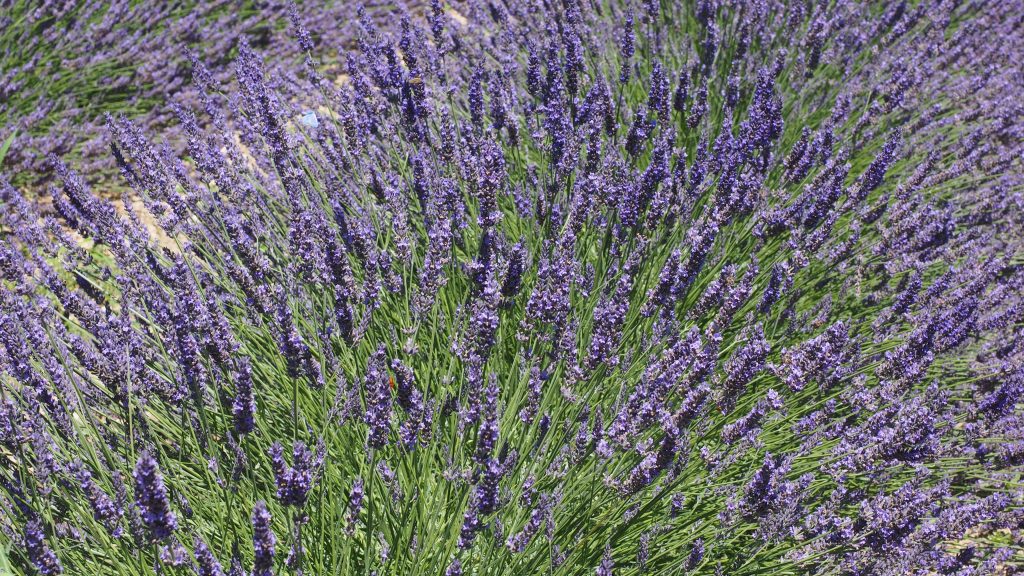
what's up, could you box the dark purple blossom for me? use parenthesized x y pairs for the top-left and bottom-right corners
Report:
(717, 323), (770, 413)
(619, 10), (635, 84)
(73, 462), (122, 537)
(133, 452), (176, 542)
(344, 478), (365, 536)
(24, 520), (62, 575)
(773, 322), (855, 392)
(269, 440), (324, 507)
(686, 538), (704, 570)
(232, 359), (257, 435)
(596, 544), (614, 576)
(364, 345), (393, 449)
(252, 501), (276, 576)
(194, 536), (225, 576)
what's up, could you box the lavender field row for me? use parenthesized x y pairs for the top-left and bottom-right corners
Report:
(0, 1), (1022, 575)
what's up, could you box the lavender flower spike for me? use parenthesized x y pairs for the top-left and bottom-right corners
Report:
(252, 501), (276, 576)
(133, 451), (177, 541)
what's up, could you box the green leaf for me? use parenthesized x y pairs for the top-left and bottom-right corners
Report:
(0, 130), (15, 167)
(0, 543), (13, 576)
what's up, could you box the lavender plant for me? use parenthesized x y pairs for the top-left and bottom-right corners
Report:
(0, 0), (374, 183)
(1, 1), (1022, 575)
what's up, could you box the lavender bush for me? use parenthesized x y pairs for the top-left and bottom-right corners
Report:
(1, 1), (1022, 574)
(0, 0), (372, 183)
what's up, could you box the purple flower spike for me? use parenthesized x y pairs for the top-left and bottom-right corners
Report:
(25, 520), (62, 575)
(194, 536), (225, 576)
(252, 501), (276, 576)
(596, 544), (614, 576)
(133, 452), (177, 542)
(364, 345), (394, 449)
(269, 440), (324, 507)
